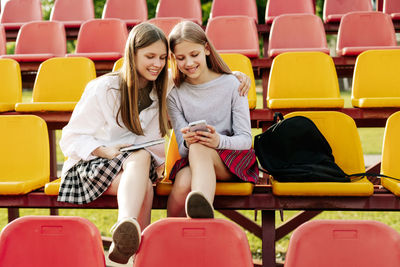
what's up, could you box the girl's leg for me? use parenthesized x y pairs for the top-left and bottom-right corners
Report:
(167, 166), (192, 217)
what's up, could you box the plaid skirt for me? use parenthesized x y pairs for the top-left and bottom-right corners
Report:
(58, 152), (157, 204)
(169, 149), (259, 184)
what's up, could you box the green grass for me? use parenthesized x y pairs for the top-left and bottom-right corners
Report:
(15, 89), (388, 261)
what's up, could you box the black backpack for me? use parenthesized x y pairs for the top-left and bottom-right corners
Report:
(254, 113), (351, 182)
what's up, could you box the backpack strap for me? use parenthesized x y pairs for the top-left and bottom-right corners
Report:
(347, 173), (400, 182)
(273, 112), (284, 123)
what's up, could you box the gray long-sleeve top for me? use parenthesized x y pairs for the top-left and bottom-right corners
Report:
(167, 74), (252, 158)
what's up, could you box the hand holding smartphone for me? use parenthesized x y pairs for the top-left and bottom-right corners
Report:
(188, 120), (208, 132)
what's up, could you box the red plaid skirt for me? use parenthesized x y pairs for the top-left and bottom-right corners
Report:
(169, 149), (259, 184)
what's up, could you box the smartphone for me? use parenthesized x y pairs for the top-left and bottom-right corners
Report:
(188, 120), (208, 132)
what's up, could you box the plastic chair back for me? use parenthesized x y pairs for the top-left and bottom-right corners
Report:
(285, 220), (400, 267)
(352, 49), (400, 108)
(0, 0), (42, 29)
(102, 0), (147, 26)
(113, 57), (124, 71)
(148, 17), (183, 37)
(272, 111), (372, 196)
(0, 25), (6, 55)
(220, 53), (257, 109)
(0, 216), (106, 267)
(268, 14), (329, 57)
(156, 0), (202, 25)
(0, 115), (49, 194)
(337, 11), (398, 56)
(70, 18), (128, 60)
(0, 59), (21, 112)
(267, 52), (344, 109)
(210, 0), (258, 23)
(50, 0), (94, 28)
(381, 112), (400, 195)
(134, 218), (253, 267)
(384, 0), (400, 19)
(323, 0), (373, 23)
(265, 0), (314, 24)
(14, 57), (96, 112)
(9, 21), (66, 61)
(206, 16), (260, 58)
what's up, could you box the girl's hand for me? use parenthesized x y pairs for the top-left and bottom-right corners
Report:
(92, 144), (129, 160)
(232, 71), (251, 96)
(181, 127), (199, 147)
(195, 125), (220, 148)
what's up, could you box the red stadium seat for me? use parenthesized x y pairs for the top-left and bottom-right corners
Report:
(265, 0), (314, 24)
(210, 0), (258, 23)
(0, 0), (42, 30)
(148, 17), (183, 37)
(336, 11), (399, 56)
(102, 0), (147, 27)
(134, 218), (253, 267)
(50, 0), (94, 28)
(268, 14), (330, 58)
(67, 18), (128, 61)
(0, 21), (66, 62)
(384, 0), (400, 20)
(323, 0), (372, 23)
(156, 0), (202, 25)
(206, 16), (259, 58)
(0, 25), (5, 55)
(0, 216), (106, 267)
(285, 220), (400, 267)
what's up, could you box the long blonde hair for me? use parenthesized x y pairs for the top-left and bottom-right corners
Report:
(168, 21), (231, 87)
(116, 23), (169, 136)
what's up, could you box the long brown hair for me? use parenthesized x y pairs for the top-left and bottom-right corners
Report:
(168, 21), (231, 87)
(116, 23), (169, 136)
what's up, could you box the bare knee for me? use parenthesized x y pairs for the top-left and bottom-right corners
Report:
(170, 167), (191, 197)
(188, 143), (214, 159)
(123, 149), (151, 170)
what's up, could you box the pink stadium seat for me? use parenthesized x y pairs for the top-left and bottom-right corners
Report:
(134, 218), (253, 267)
(156, 0), (202, 25)
(210, 0), (258, 23)
(67, 19), (128, 61)
(0, 0), (42, 30)
(50, 0), (94, 28)
(102, 0), (147, 27)
(336, 11), (399, 56)
(384, 0), (400, 20)
(148, 17), (183, 37)
(0, 21), (66, 62)
(268, 14), (330, 58)
(323, 0), (373, 23)
(265, 0), (314, 24)
(0, 216), (106, 267)
(0, 25), (5, 55)
(206, 16), (260, 58)
(285, 220), (400, 267)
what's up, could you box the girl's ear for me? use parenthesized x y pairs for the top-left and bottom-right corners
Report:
(204, 42), (211, 56)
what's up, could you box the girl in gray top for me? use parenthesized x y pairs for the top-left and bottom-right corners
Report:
(166, 21), (259, 219)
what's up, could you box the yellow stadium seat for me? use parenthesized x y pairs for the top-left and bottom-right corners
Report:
(220, 53), (257, 109)
(352, 49), (400, 108)
(156, 130), (254, 196)
(0, 59), (21, 112)
(0, 115), (49, 194)
(381, 111), (400, 195)
(112, 57), (123, 72)
(267, 52), (344, 109)
(15, 57), (96, 112)
(271, 111), (373, 196)
(44, 178), (61, 195)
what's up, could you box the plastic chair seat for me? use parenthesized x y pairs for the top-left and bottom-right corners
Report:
(102, 0), (147, 27)
(50, 0), (94, 29)
(155, 0), (202, 25)
(268, 98), (344, 109)
(392, 13), (400, 19)
(67, 52), (123, 61)
(15, 102), (77, 112)
(265, 0), (315, 24)
(353, 97), (400, 108)
(1, 54), (60, 62)
(148, 17), (183, 37)
(0, 59), (21, 112)
(340, 46), (400, 56)
(44, 178), (61, 195)
(323, 0), (373, 23)
(0, 103), (16, 112)
(269, 47), (330, 57)
(156, 181), (254, 196)
(325, 14), (343, 22)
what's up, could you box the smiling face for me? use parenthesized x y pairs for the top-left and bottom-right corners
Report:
(172, 40), (211, 85)
(135, 40), (168, 88)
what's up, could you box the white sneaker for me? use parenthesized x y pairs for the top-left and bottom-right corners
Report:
(185, 191), (214, 219)
(108, 218), (141, 264)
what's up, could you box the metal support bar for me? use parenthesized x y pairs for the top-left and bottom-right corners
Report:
(218, 210), (262, 238)
(262, 210), (276, 267)
(275, 210), (322, 241)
